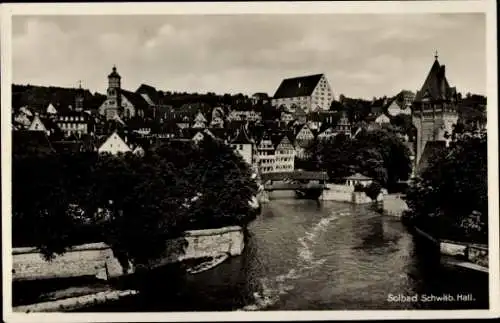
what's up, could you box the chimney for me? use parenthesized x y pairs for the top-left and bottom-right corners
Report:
(440, 65), (446, 77)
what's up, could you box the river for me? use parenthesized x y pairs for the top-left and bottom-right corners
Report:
(78, 196), (489, 311)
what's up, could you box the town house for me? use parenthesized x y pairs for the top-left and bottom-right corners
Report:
(254, 132), (276, 174)
(273, 133), (295, 172)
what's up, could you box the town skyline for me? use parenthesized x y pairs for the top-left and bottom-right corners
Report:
(13, 13), (486, 99)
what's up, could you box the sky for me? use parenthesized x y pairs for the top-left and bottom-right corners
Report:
(12, 14), (486, 99)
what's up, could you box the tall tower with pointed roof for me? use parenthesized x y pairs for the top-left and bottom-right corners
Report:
(105, 65), (122, 120)
(75, 80), (84, 112)
(412, 52), (458, 171)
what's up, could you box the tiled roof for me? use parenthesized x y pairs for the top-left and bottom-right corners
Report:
(38, 116), (63, 135)
(345, 173), (372, 181)
(414, 59), (456, 102)
(84, 94), (107, 111)
(136, 83), (161, 105)
(273, 74), (323, 99)
(206, 128), (228, 140)
(121, 89), (151, 111)
(270, 131), (294, 148)
(231, 125), (253, 144)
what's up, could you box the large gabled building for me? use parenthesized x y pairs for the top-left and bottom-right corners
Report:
(271, 73), (334, 113)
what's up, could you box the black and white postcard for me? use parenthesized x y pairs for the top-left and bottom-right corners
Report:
(1, 1), (498, 322)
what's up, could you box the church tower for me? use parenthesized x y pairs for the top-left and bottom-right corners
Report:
(412, 52), (458, 172)
(105, 65), (122, 120)
(75, 80), (84, 112)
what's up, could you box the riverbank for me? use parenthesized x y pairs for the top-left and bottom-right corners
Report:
(74, 199), (489, 311)
(409, 225), (489, 274)
(374, 195), (489, 274)
(11, 225), (246, 312)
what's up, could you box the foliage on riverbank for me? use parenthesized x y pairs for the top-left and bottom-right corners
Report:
(12, 136), (258, 265)
(302, 128), (412, 190)
(404, 127), (487, 244)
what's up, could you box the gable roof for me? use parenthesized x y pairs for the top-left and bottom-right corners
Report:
(98, 131), (130, 151)
(273, 74), (324, 99)
(345, 173), (372, 181)
(121, 89), (150, 111)
(231, 125), (253, 144)
(136, 83), (161, 105)
(84, 94), (107, 112)
(414, 58), (456, 102)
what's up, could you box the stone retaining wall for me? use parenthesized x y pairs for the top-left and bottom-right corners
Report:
(415, 228), (489, 270)
(321, 184), (382, 204)
(441, 240), (489, 268)
(321, 184), (353, 202)
(352, 192), (374, 204)
(382, 194), (409, 217)
(12, 226), (245, 281)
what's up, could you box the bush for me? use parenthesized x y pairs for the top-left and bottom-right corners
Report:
(353, 183), (364, 192)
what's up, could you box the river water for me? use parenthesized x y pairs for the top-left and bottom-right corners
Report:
(80, 196), (489, 311)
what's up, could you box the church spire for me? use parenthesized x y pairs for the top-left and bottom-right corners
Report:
(75, 80), (84, 112)
(434, 50), (439, 61)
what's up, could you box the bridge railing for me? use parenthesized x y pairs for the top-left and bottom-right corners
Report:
(264, 182), (325, 191)
(260, 171), (328, 182)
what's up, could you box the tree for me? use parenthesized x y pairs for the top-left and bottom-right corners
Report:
(13, 153), (78, 259)
(306, 128), (411, 188)
(405, 128), (487, 243)
(364, 182), (383, 201)
(12, 136), (259, 267)
(391, 114), (413, 134)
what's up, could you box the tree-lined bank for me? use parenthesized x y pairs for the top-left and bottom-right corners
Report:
(13, 137), (258, 268)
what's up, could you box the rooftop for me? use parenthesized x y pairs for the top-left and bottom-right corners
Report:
(273, 74), (324, 99)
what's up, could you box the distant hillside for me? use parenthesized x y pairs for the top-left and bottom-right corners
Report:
(12, 84), (100, 114)
(12, 83), (273, 113)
